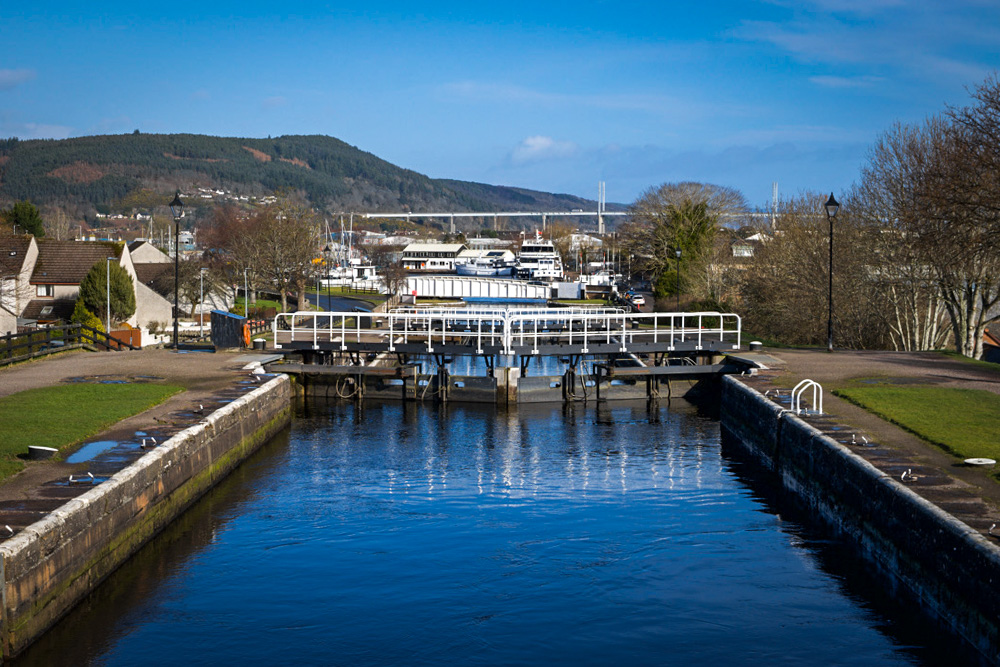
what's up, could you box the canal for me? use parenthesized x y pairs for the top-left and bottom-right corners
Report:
(15, 399), (961, 665)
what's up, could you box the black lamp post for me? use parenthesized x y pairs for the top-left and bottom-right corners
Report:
(169, 190), (184, 349)
(674, 248), (682, 312)
(825, 193), (840, 353)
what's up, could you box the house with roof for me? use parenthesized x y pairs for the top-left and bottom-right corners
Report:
(127, 240), (171, 264)
(984, 326), (1000, 365)
(401, 243), (467, 271)
(21, 238), (172, 330)
(0, 234), (39, 330)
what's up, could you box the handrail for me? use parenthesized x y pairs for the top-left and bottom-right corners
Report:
(791, 379), (823, 415)
(272, 308), (741, 356)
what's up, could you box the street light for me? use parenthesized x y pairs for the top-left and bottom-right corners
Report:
(675, 248), (682, 312)
(825, 193), (840, 353)
(199, 267), (209, 338)
(169, 190), (184, 349)
(105, 256), (117, 336)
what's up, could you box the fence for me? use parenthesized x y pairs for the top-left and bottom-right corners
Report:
(273, 308), (742, 356)
(0, 325), (139, 366)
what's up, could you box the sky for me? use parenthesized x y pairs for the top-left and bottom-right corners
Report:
(2, 1), (1000, 209)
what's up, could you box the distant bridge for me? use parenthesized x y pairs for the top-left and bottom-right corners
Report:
(362, 210), (628, 234)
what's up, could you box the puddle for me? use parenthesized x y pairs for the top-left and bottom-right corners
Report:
(56, 474), (109, 486)
(66, 441), (120, 464)
(63, 375), (158, 385)
(135, 431), (147, 437)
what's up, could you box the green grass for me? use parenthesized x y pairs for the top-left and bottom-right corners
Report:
(0, 383), (184, 480)
(833, 383), (1000, 461)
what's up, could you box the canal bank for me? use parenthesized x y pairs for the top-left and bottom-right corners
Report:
(720, 373), (1000, 663)
(0, 351), (292, 659)
(5, 345), (1000, 661)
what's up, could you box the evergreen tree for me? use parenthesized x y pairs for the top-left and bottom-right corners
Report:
(78, 260), (135, 325)
(2, 200), (45, 237)
(70, 297), (105, 332)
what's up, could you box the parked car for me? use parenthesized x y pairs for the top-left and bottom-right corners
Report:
(630, 294), (645, 306)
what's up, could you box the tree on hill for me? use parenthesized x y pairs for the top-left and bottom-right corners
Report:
(1, 200), (45, 237)
(79, 260), (135, 326)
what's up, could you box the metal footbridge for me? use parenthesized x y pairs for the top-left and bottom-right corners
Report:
(272, 306), (741, 358)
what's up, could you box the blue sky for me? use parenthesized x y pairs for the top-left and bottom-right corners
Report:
(2, 1), (999, 208)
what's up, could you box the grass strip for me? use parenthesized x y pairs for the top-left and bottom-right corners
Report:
(0, 383), (184, 480)
(833, 384), (1000, 461)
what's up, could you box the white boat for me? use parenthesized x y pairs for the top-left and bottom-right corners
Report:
(516, 233), (564, 280)
(455, 250), (516, 277)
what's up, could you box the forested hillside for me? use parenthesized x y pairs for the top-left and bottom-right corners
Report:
(0, 134), (602, 215)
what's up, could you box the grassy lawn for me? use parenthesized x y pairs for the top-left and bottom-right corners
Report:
(0, 383), (183, 480)
(833, 383), (1000, 462)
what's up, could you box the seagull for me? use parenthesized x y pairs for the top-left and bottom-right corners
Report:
(4, 525), (13, 536)
(851, 434), (856, 444)
(990, 524), (997, 537)
(141, 438), (147, 449)
(901, 469), (911, 482)
(194, 404), (205, 414)
(69, 472), (95, 484)
(862, 436), (869, 445)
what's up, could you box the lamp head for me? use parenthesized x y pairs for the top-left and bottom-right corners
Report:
(825, 193), (840, 218)
(169, 190), (184, 219)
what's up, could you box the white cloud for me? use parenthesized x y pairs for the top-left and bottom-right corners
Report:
(736, 4), (1000, 87)
(509, 136), (578, 164)
(0, 69), (35, 91)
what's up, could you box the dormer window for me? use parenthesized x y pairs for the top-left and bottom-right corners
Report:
(36, 284), (54, 297)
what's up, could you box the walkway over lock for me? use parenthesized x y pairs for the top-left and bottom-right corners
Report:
(272, 307), (742, 358)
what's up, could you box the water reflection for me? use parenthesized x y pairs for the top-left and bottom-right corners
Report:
(13, 400), (963, 666)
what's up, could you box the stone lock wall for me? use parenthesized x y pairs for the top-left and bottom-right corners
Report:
(720, 376), (1000, 663)
(0, 375), (292, 659)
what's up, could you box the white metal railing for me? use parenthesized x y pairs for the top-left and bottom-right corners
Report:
(791, 379), (823, 415)
(273, 309), (742, 356)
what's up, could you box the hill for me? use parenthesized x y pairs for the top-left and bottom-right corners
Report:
(0, 134), (612, 217)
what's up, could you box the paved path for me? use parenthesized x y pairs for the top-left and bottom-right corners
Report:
(740, 347), (1000, 521)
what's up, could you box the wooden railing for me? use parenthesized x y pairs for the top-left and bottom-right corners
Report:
(0, 324), (140, 366)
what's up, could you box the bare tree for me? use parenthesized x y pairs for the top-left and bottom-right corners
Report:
(254, 197), (320, 313)
(852, 120), (951, 351)
(873, 86), (1000, 359)
(738, 193), (885, 349)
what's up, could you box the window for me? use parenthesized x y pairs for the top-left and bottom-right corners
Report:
(36, 284), (54, 297)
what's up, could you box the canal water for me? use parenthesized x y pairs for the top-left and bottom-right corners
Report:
(16, 399), (959, 665)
